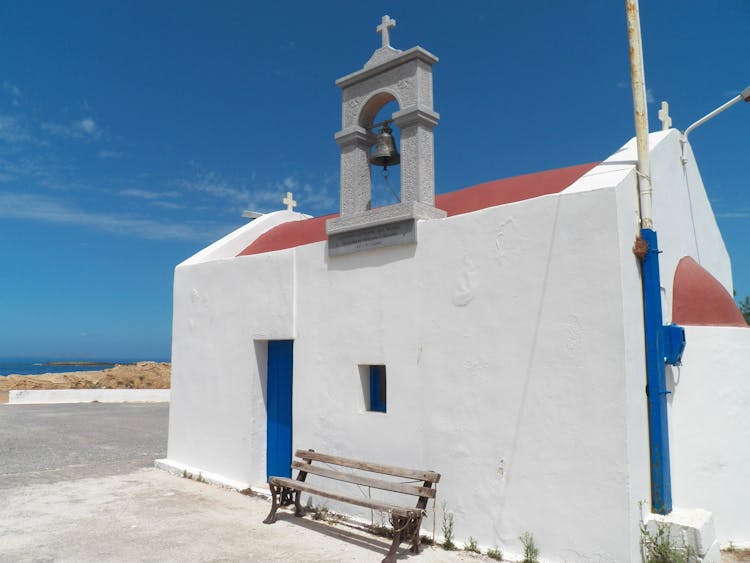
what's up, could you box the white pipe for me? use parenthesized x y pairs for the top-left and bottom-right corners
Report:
(625, 0), (654, 230)
(681, 86), (750, 162)
(684, 95), (742, 141)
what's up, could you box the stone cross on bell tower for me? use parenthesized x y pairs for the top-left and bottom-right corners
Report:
(376, 15), (396, 48)
(326, 15), (445, 256)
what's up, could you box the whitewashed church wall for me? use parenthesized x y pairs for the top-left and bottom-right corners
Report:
(569, 130), (732, 324)
(180, 209), (308, 267)
(614, 167), (654, 557)
(567, 131), (733, 324)
(290, 180), (648, 561)
(648, 131), (733, 320)
(168, 252), (296, 487)
(668, 325), (750, 546)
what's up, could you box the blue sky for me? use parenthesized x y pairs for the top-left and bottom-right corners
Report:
(1, 2), (748, 360)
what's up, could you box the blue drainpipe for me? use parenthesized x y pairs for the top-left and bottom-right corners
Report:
(640, 228), (685, 515)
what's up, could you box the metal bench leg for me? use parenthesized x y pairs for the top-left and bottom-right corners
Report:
(409, 516), (423, 554)
(294, 489), (304, 517)
(263, 483), (280, 524)
(382, 516), (404, 563)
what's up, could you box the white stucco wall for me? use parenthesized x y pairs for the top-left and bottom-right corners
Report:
(669, 325), (750, 547)
(167, 251), (296, 484)
(163, 130), (738, 561)
(294, 179), (653, 562)
(566, 130), (732, 322)
(166, 178), (652, 561)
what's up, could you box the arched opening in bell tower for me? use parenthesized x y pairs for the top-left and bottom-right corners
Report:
(360, 93), (402, 210)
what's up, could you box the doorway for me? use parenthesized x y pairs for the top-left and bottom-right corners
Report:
(266, 340), (293, 480)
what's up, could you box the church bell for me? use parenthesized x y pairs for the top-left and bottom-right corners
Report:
(369, 124), (400, 169)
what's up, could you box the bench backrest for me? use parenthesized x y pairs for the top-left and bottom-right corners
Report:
(293, 449), (440, 501)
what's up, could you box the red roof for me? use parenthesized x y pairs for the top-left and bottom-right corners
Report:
(238, 163), (597, 257)
(672, 256), (747, 328)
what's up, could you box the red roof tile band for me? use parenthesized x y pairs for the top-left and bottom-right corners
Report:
(238, 163), (597, 257)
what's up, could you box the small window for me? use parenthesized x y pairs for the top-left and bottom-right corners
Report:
(368, 365), (387, 412)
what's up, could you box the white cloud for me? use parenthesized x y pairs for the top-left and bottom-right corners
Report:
(176, 169), (338, 216)
(76, 117), (97, 135)
(0, 190), (226, 241)
(41, 122), (68, 136)
(98, 150), (123, 158)
(118, 188), (185, 210)
(176, 171), (250, 204)
(118, 188), (182, 200)
(2, 82), (22, 105)
(151, 200), (184, 210)
(0, 114), (32, 144)
(616, 81), (656, 104)
(0, 154), (87, 191)
(42, 116), (100, 139)
(299, 181), (336, 211)
(252, 175), (337, 214)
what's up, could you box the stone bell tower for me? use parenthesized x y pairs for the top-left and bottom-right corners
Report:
(326, 15), (446, 256)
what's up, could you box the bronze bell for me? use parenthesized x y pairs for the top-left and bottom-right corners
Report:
(369, 124), (400, 169)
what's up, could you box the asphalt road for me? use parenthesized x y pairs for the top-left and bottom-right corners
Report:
(0, 402), (168, 489)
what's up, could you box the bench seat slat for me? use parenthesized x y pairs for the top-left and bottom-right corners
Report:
(294, 450), (441, 483)
(269, 477), (423, 517)
(291, 462), (436, 498)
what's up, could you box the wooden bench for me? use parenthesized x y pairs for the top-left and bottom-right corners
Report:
(263, 449), (441, 563)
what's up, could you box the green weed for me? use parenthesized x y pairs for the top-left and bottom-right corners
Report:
(463, 536), (480, 553)
(441, 502), (456, 550)
(640, 520), (697, 563)
(486, 545), (504, 560)
(520, 531), (540, 563)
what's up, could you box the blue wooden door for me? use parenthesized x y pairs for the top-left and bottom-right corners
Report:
(266, 340), (293, 480)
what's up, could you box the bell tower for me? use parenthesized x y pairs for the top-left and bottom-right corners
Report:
(326, 15), (446, 256)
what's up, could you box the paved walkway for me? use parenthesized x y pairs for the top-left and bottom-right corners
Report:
(0, 467), (479, 562)
(4, 403), (739, 562)
(0, 403), (475, 562)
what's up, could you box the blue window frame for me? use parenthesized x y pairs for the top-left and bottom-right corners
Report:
(369, 365), (387, 413)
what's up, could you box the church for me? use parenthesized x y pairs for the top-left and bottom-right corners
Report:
(158, 15), (749, 561)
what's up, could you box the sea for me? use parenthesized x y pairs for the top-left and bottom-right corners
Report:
(0, 358), (168, 377)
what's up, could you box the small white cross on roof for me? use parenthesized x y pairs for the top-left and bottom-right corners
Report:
(376, 15), (396, 48)
(658, 101), (672, 130)
(283, 191), (297, 211)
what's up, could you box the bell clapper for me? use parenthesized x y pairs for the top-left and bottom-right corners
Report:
(381, 165), (400, 203)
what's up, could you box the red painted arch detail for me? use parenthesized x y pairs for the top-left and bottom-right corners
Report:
(672, 256), (747, 328)
(238, 163), (598, 257)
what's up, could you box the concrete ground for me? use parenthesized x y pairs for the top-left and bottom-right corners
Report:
(0, 403), (477, 562)
(1, 403), (745, 562)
